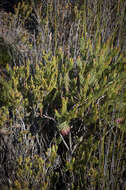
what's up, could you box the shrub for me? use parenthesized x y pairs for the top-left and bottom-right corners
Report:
(0, 1), (126, 189)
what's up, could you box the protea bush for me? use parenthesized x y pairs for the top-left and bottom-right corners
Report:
(0, 0), (126, 189)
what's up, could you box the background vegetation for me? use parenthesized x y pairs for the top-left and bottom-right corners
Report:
(0, 0), (126, 189)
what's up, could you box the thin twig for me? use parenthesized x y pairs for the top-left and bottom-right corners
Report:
(42, 114), (56, 123)
(60, 134), (69, 151)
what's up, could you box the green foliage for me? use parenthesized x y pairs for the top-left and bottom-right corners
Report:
(0, 106), (9, 127)
(14, 145), (58, 190)
(0, 0), (126, 189)
(0, 44), (11, 65)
